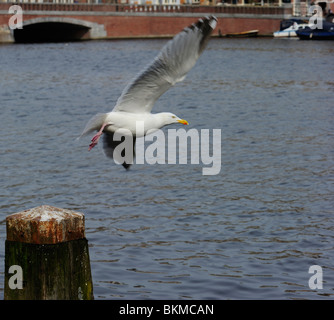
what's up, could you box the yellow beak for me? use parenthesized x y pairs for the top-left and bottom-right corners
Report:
(177, 119), (189, 125)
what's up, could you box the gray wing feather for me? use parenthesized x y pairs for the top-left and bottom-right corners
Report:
(113, 16), (217, 114)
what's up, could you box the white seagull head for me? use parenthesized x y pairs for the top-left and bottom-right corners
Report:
(157, 112), (189, 127)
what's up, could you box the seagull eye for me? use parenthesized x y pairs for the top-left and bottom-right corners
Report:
(172, 116), (176, 119)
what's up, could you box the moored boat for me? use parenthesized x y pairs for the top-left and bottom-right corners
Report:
(296, 21), (334, 40)
(225, 30), (259, 38)
(274, 23), (310, 38)
(273, 18), (310, 38)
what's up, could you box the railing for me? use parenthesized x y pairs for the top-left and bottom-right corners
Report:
(0, 2), (292, 15)
(0, 0), (285, 3)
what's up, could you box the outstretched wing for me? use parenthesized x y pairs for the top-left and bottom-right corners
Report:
(113, 16), (217, 114)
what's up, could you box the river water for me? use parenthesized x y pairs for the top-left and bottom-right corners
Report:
(0, 37), (333, 300)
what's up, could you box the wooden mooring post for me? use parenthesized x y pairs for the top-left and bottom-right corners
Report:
(4, 205), (94, 300)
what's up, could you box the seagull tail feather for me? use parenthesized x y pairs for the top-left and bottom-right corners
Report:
(78, 113), (108, 139)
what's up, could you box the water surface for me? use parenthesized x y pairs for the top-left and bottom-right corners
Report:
(0, 38), (333, 299)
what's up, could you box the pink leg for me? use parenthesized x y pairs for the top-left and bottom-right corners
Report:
(88, 123), (108, 151)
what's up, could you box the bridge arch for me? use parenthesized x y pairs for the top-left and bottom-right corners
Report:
(13, 17), (107, 43)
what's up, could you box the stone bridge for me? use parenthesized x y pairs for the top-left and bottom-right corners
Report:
(0, 2), (293, 43)
(12, 16), (106, 42)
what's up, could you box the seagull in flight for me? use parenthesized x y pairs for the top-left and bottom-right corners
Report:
(80, 16), (217, 169)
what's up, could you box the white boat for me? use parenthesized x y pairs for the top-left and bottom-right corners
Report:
(274, 22), (310, 38)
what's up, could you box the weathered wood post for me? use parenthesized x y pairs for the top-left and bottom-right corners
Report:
(4, 205), (94, 300)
